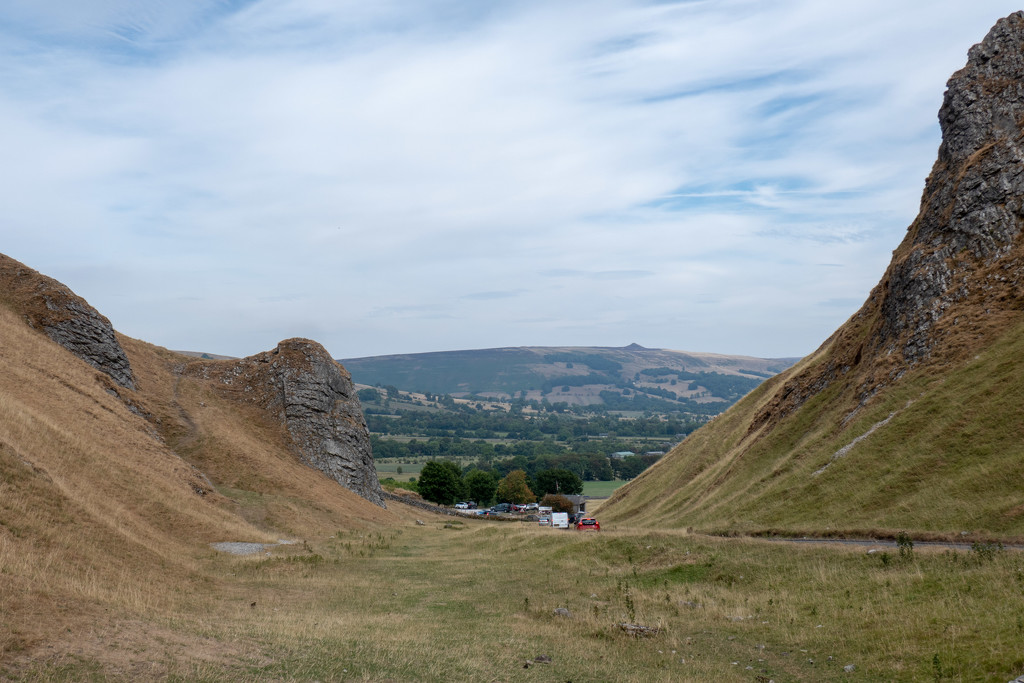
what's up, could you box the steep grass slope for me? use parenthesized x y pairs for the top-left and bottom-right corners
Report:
(602, 318), (1024, 537)
(0, 264), (399, 662)
(0, 301), (258, 655)
(602, 12), (1024, 540)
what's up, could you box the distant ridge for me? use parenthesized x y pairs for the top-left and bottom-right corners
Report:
(341, 344), (798, 414)
(172, 350), (238, 361)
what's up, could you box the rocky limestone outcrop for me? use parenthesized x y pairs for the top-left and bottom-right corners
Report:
(190, 339), (385, 507)
(0, 253), (136, 390)
(878, 11), (1024, 361)
(751, 11), (1024, 431)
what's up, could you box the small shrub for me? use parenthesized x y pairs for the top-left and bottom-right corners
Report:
(969, 541), (1004, 563)
(624, 591), (636, 622)
(380, 478), (418, 493)
(896, 531), (914, 561)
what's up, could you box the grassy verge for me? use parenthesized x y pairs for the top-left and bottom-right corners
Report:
(8, 522), (1024, 681)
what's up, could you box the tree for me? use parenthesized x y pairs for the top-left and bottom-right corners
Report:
(357, 387), (380, 403)
(417, 461), (465, 505)
(612, 455), (647, 480)
(534, 468), (583, 496)
(464, 469), (497, 507)
(541, 493), (574, 513)
(495, 469), (535, 504)
(586, 453), (615, 481)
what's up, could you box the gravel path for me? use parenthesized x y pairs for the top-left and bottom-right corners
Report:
(210, 539), (298, 555)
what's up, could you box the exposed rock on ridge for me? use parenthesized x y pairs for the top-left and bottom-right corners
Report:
(189, 339), (385, 507)
(881, 10), (1024, 359)
(0, 253), (136, 390)
(751, 12), (1024, 431)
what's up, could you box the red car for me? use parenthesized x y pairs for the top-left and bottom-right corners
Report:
(575, 518), (600, 531)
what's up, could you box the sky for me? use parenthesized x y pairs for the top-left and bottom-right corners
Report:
(3, 1), (1022, 360)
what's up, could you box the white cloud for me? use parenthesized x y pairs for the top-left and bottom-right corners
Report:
(2, 0), (1021, 358)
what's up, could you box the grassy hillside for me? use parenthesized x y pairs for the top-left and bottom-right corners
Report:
(602, 314), (1024, 539)
(0, 295), (400, 665)
(3, 270), (1024, 680)
(601, 10), (1024, 541)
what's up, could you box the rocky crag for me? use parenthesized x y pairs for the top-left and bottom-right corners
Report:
(0, 254), (136, 391)
(601, 12), (1024, 535)
(752, 11), (1024, 431)
(0, 252), (383, 508)
(185, 339), (386, 508)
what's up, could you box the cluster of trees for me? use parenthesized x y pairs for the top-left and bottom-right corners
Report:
(368, 432), (671, 467)
(413, 462), (585, 507)
(376, 440), (661, 482)
(364, 409), (701, 441)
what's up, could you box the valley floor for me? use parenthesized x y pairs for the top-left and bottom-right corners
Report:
(4, 505), (1024, 682)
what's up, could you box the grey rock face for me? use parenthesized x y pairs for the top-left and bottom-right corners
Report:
(876, 11), (1024, 362)
(752, 13), (1024, 429)
(41, 298), (137, 391)
(213, 339), (385, 507)
(0, 253), (136, 390)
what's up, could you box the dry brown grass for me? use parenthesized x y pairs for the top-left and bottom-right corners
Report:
(4, 257), (1024, 680)
(0, 297), (410, 674)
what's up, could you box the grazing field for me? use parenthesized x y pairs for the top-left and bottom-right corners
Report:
(8, 513), (1023, 681)
(583, 479), (629, 498)
(375, 461), (423, 482)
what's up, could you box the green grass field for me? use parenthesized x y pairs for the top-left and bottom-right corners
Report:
(375, 461), (423, 482)
(584, 479), (629, 498)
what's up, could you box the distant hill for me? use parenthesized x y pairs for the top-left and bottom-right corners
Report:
(601, 13), (1024, 539)
(341, 344), (798, 415)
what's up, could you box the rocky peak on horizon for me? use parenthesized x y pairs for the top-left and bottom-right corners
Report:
(751, 11), (1024, 430)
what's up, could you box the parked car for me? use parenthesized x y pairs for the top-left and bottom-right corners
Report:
(575, 518), (600, 531)
(523, 502), (539, 511)
(454, 502), (470, 509)
(491, 503), (513, 514)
